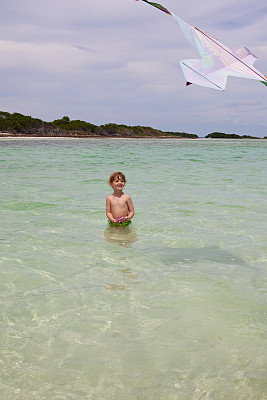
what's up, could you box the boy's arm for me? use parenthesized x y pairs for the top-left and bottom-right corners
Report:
(106, 197), (116, 223)
(124, 196), (134, 221)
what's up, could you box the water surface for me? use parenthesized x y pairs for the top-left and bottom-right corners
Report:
(0, 138), (267, 399)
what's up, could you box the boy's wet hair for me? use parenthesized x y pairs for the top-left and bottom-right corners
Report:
(108, 171), (127, 185)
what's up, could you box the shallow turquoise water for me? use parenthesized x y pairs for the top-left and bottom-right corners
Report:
(0, 138), (267, 399)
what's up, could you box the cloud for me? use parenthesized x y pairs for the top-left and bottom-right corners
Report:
(0, 0), (266, 136)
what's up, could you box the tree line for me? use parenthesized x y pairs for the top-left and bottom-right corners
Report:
(0, 111), (263, 139)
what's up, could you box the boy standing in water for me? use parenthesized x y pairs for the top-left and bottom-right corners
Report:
(106, 171), (134, 225)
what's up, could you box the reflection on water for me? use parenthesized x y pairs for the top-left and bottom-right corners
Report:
(104, 224), (138, 247)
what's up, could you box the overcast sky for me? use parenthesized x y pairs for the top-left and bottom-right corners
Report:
(0, 0), (266, 137)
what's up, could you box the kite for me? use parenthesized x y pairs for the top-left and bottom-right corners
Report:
(136, 0), (267, 90)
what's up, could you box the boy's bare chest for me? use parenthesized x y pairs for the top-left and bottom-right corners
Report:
(111, 195), (127, 207)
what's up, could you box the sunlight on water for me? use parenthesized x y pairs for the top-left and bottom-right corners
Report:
(0, 138), (267, 399)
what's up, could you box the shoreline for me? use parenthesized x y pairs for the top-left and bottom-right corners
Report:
(1, 111), (265, 140)
(0, 134), (265, 140)
(0, 134), (199, 140)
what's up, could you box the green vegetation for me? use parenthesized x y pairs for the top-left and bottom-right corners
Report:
(0, 111), (43, 133)
(165, 131), (198, 139)
(0, 111), (65, 136)
(52, 116), (98, 134)
(0, 111), (264, 139)
(0, 111), (199, 138)
(206, 132), (260, 139)
(52, 119), (198, 138)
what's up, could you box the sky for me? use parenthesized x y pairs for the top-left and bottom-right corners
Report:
(0, 0), (267, 137)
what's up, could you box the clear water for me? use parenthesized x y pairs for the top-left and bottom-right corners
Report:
(0, 138), (267, 400)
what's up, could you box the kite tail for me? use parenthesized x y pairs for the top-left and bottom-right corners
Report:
(137, 0), (172, 16)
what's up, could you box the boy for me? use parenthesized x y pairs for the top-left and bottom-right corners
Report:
(106, 171), (134, 225)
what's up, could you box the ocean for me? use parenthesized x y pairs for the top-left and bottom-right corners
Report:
(0, 138), (267, 399)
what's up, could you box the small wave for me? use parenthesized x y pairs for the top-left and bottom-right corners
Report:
(0, 201), (56, 211)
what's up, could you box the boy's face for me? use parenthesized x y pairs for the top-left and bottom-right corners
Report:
(110, 175), (125, 191)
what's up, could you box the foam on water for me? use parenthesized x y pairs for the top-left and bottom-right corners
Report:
(0, 138), (267, 399)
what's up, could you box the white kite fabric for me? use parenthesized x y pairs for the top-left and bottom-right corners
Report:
(137, 0), (267, 90)
(172, 13), (267, 90)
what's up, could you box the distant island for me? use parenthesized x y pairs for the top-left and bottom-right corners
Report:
(0, 111), (265, 139)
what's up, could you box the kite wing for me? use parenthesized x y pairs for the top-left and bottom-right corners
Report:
(137, 0), (267, 90)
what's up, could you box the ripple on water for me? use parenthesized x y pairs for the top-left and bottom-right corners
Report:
(0, 139), (267, 399)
